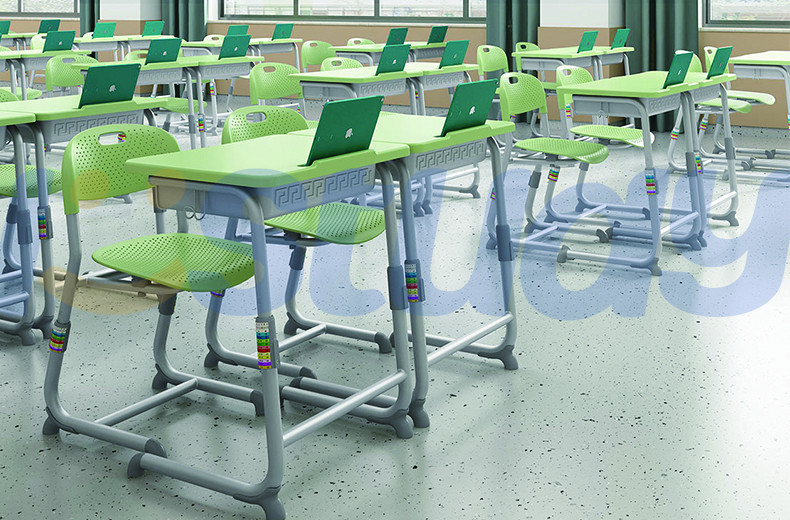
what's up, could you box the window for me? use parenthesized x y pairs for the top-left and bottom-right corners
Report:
(221, 0), (484, 22)
(0, 0), (78, 15)
(704, 0), (790, 27)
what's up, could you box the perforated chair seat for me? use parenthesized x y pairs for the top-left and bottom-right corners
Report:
(159, 97), (206, 114)
(515, 137), (609, 164)
(305, 119), (318, 128)
(92, 233), (255, 292)
(697, 98), (752, 114)
(569, 125), (647, 148)
(726, 89), (775, 106)
(0, 164), (62, 198)
(265, 202), (385, 245)
(0, 87), (41, 100)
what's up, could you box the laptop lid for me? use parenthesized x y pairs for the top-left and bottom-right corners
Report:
(611, 28), (630, 49)
(706, 46), (734, 79)
(0, 21), (11, 37)
(427, 25), (448, 44)
(218, 34), (251, 59)
(305, 95), (384, 167)
(272, 23), (293, 40)
(386, 27), (408, 46)
(375, 44), (410, 75)
(145, 38), (181, 64)
(577, 30), (598, 53)
(662, 50), (694, 89)
(92, 22), (116, 39)
(226, 25), (249, 36)
(439, 79), (498, 137)
(38, 19), (60, 34)
(142, 21), (165, 37)
(78, 62), (141, 108)
(438, 40), (469, 68)
(42, 30), (75, 52)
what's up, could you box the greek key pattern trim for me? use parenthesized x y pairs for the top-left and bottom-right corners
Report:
(48, 113), (142, 139)
(273, 166), (375, 208)
(644, 94), (681, 115)
(414, 141), (486, 171)
(355, 79), (405, 97)
(138, 69), (184, 84)
(691, 85), (720, 104)
(196, 63), (249, 80)
(421, 72), (465, 90)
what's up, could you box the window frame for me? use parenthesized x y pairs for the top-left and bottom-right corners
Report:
(0, 0), (79, 17)
(702, 0), (790, 29)
(220, 0), (485, 25)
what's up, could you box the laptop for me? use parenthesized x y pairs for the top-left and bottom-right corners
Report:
(662, 50), (694, 89)
(42, 30), (75, 52)
(38, 19), (60, 34)
(142, 21), (165, 37)
(375, 44), (410, 75)
(577, 31), (598, 53)
(439, 79), (498, 137)
(706, 46), (734, 79)
(218, 34), (251, 59)
(0, 21), (10, 37)
(427, 25), (448, 44)
(611, 28), (630, 49)
(78, 62), (141, 108)
(226, 25), (249, 36)
(304, 95), (384, 166)
(438, 40), (469, 68)
(386, 28), (408, 46)
(272, 23), (294, 40)
(92, 22), (116, 39)
(145, 38), (181, 64)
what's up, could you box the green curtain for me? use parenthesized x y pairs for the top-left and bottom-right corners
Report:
(162, 0), (206, 42)
(79, 0), (100, 36)
(625, 0), (698, 131)
(486, 0), (540, 60)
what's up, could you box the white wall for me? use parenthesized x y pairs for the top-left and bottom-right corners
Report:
(100, 0), (162, 20)
(540, 0), (624, 28)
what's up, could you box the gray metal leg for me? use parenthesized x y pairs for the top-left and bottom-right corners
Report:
(32, 128), (54, 339)
(183, 69), (198, 149)
(194, 69), (208, 148)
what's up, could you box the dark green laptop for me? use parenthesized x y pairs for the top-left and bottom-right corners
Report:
(42, 30), (75, 52)
(218, 34), (251, 59)
(226, 25), (249, 36)
(438, 40), (468, 68)
(706, 46), (734, 79)
(304, 95), (384, 166)
(38, 19), (60, 34)
(577, 31), (598, 53)
(0, 21), (10, 37)
(375, 44), (410, 75)
(662, 50), (694, 89)
(386, 28), (408, 46)
(272, 23), (293, 40)
(78, 62), (141, 108)
(611, 28), (630, 49)
(142, 21), (165, 37)
(92, 22), (116, 39)
(439, 79), (498, 137)
(145, 38), (181, 64)
(427, 25), (448, 44)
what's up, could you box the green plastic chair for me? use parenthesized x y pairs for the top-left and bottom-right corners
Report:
(45, 54), (98, 93)
(689, 54), (751, 114)
(703, 46), (775, 106)
(347, 37), (374, 46)
(477, 45), (509, 79)
(249, 62), (301, 104)
(0, 44), (42, 99)
(320, 57), (362, 72)
(514, 42), (539, 53)
(30, 33), (45, 50)
(301, 40), (335, 72)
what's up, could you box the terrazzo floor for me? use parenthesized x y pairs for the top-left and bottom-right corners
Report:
(0, 102), (788, 520)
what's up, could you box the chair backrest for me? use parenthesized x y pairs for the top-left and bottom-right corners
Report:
(125, 50), (148, 61)
(320, 57), (362, 72)
(249, 62), (301, 103)
(689, 53), (703, 74)
(45, 54), (99, 91)
(703, 46), (717, 71)
(302, 40), (335, 69)
(498, 72), (548, 118)
(31, 33), (46, 50)
(514, 41), (539, 53)
(347, 37), (374, 46)
(61, 124), (180, 215)
(477, 45), (509, 77)
(82, 31), (93, 39)
(222, 105), (308, 144)
(554, 65), (593, 112)
(204, 34), (223, 42)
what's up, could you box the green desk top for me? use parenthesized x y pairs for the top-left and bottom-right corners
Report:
(0, 49), (90, 59)
(730, 51), (790, 66)
(0, 95), (167, 121)
(74, 36), (130, 43)
(331, 42), (445, 53)
(71, 55), (264, 72)
(124, 134), (410, 189)
(0, 110), (35, 125)
(249, 38), (303, 45)
(513, 46), (635, 60)
(403, 62), (477, 75)
(293, 113), (514, 155)
(292, 66), (423, 84)
(555, 71), (736, 99)
(122, 35), (173, 41)
(4, 32), (37, 38)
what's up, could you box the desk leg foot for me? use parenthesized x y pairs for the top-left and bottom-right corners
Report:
(374, 332), (392, 354)
(389, 411), (414, 439)
(19, 329), (36, 346)
(477, 345), (518, 370)
(408, 399), (430, 429)
(203, 347), (222, 368)
(235, 488), (285, 520)
(698, 231), (707, 249)
(283, 314), (300, 335)
(485, 236), (497, 250)
(2, 261), (14, 274)
(42, 415), (60, 436)
(33, 316), (53, 341)
(152, 365), (169, 391)
(713, 210), (739, 227)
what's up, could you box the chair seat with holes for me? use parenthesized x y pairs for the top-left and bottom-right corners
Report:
(569, 125), (647, 148)
(726, 89), (775, 106)
(0, 87), (41, 100)
(92, 233), (255, 292)
(264, 202), (385, 245)
(514, 137), (609, 164)
(306, 120), (318, 128)
(0, 164), (61, 198)
(159, 97), (207, 114)
(697, 97), (752, 114)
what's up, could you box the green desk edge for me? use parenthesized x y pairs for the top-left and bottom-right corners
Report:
(0, 49), (90, 59)
(730, 51), (790, 66)
(182, 38), (302, 48)
(0, 95), (170, 121)
(404, 62), (478, 75)
(124, 134), (411, 188)
(513, 46), (635, 60)
(74, 36), (131, 43)
(555, 71), (737, 99)
(70, 55), (265, 72)
(331, 42), (445, 53)
(0, 110), (35, 125)
(292, 67), (423, 83)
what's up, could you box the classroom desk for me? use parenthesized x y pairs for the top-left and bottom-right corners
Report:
(73, 35), (128, 57)
(0, 111), (37, 344)
(1, 49), (90, 100)
(120, 35), (172, 53)
(0, 96), (167, 337)
(293, 114), (518, 426)
(402, 62), (476, 115)
(545, 71), (740, 274)
(0, 32), (36, 50)
(181, 38), (303, 70)
(332, 42), (447, 66)
(122, 133), (414, 519)
(513, 46), (635, 82)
